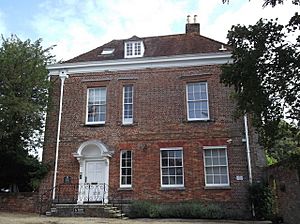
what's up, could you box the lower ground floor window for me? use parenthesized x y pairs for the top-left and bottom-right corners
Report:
(160, 148), (184, 187)
(203, 146), (229, 186)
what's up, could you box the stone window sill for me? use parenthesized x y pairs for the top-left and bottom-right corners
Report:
(118, 187), (133, 191)
(204, 186), (231, 190)
(160, 187), (185, 191)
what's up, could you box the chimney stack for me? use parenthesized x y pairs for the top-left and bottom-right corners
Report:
(185, 15), (200, 34)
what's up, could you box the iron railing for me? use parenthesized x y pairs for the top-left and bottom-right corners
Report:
(39, 183), (123, 215)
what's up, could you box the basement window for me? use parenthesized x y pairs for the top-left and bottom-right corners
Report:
(124, 41), (144, 58)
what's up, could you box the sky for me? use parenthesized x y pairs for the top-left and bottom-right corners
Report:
(0, 0), (297, 61)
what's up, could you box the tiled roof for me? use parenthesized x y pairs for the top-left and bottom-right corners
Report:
(65, 33), (230, 63)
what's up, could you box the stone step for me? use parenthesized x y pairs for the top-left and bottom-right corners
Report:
(47, 203), (125, 218)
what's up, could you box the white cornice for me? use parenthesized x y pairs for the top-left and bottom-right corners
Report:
(47, 52), (232, 76)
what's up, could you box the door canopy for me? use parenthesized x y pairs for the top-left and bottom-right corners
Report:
(73, 140), (113, 161)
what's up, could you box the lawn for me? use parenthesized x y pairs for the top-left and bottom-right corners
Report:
(0, 212), (271, 224)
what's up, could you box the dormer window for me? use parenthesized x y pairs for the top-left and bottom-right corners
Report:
(124, 41), (144, 58)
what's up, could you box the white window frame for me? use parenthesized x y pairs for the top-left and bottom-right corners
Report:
(186, 82), (210, 121)
(120, 150), (132, 188)
(86, 87), (107, 125)
(124, 41), (144, 58)
(160, 147), (184, 188)
(122, 85), (133, 125)
(203, 146), (230, 187)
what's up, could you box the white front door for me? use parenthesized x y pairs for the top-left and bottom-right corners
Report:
(86, 161), (105, 184)
(79, 160), (108, 203)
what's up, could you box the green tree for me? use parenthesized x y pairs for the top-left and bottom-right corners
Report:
(220, 15), (300, 149)
(0, 35), (54, 191)
(222, 0), (300, 7)
(266, 121), (300, 165)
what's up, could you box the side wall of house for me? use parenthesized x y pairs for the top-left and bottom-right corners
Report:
(40, 65), (265, 217)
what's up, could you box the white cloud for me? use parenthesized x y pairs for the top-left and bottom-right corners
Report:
(201, 1), (297, 43)
(32, 0), (298, 60)
(33, 0), (189, 61)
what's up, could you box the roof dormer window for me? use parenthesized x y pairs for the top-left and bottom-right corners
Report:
(124, 41), (144, 58)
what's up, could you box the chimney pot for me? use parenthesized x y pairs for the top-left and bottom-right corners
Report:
(185, 14), (200, 34)
(194, 15), (197, 23)
(187, 15), (191, 24)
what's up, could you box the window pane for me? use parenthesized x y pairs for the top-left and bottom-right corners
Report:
(169, 176), (175, 185)
(162, 159), (168, 167)
(205, 158), (212, 166)
(206, 175), (213, 184)
(216, 175), (222, 184)
(194, 83), (200, 93)
(177, 176), (183, 185)
(213, 158), (219, 166)
(194, 91), (201, 100)
(201, 91), (207, 99)
(200, 101), (208, 110)
(189, 109), (195, 119)
(221, 175), (228, 184)
(219, 150), (226, 157)
(219, 157), (227, 165)
(175, 158), (182, 166)
(169, 168), (175, 175)
(212, 150), (218, 157)
(176, 168), (182, 175)
(127, 176), (131, 185)
(162, 168), (168, 175)
(206, 167), (213, 174)
(169, 151), (175, 157)
(161, 151), (168, 158)
(162, 176), (169, 185)
(126, 159), (131, 167)
(121, 177), (126, 185)
(220, 167), (227, 174)
(175, 150), (182, 157)
(169, 159), (174, 166)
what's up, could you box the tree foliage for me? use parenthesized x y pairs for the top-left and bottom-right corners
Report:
(220, 14), (300, 149)
(0, 35), (54, 191)
(266, 121), (300, 165)
(222, 0), (300, 7)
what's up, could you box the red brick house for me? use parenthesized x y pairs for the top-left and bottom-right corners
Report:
(40, 18), (265, 217)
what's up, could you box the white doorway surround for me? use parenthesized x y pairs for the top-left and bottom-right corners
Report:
(73, 140), (113, 204)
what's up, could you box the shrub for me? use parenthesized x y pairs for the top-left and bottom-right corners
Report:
(127, 200), (153, 218)
(128, 201), (226, 219)
(248, 182), (275, 220)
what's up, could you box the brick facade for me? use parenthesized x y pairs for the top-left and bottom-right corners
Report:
(41, 63), (265, 217)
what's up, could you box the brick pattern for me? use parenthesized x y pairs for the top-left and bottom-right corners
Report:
(0, 193), (39, 213)
(40, 65), (265, 217)
(267, 165), (300, 224)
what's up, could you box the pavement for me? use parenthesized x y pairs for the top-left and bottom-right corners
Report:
(0, 212), (272, 224)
